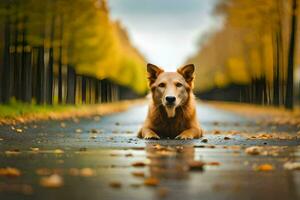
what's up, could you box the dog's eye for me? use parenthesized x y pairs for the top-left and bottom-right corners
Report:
(176, 83), (183, 87)
(158, 83), (166, 88)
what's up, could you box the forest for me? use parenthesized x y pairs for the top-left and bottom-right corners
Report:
(188, 0), (300, 109)
(0, 0), (148, 105)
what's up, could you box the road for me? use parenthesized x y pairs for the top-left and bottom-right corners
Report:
(0, 102), (299, 200)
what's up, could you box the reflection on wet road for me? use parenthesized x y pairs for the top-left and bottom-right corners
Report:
(0, 102), (299, 200)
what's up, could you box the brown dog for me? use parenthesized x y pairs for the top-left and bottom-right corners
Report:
(138, 63), (203, 139)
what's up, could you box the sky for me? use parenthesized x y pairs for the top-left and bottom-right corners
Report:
(108, 0), (220, 71)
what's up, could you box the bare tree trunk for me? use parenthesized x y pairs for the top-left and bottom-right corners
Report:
(46, 15), (55, 105)
(58, 15), (64, 104)
(285, 0), (297, 109)
(36, 46), (45, 104)
(81, 76), (86, 104)
(66, 65), (76, 104)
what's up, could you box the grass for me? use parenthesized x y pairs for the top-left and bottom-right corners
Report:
(0, 100), (76, 118)
(0, 99), (144, 124)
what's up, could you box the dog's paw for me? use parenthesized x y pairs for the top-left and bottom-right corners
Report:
(175, 133), (194, 140)
(143, 132), (160, 140)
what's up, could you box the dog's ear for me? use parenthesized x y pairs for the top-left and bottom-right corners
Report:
(177, 64), (195, 86)
(147, 63), (164, 85)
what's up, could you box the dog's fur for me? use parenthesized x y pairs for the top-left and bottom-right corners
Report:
(138, 64), (203, 139)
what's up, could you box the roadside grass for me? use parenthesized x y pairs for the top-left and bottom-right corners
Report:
(0, 99), (145, 124)
(0, 100), (75, 118)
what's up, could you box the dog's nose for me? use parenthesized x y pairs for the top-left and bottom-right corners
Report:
(165, 96), (176, 104)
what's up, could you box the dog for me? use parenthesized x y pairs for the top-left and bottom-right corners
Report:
(138, 63), (203, 139)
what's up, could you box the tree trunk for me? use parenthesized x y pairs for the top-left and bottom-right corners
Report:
(66, 65), (76, 104)
(285, 0), (297, 109)
(36, 46), (45, 104)
(46, 15), (55, 105)
(81, 76), (86, 104)
(58, 15), (64, 104)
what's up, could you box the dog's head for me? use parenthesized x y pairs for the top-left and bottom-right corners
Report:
(147, 63), (195, 118)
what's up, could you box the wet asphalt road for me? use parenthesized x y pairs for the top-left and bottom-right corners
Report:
(0, 102), (299, 200)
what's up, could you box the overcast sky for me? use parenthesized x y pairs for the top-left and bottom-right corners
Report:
(108, 0), (220, 71)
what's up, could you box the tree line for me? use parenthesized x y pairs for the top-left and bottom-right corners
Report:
(188, 0), (299, 109)
(0, 0), (148, 105)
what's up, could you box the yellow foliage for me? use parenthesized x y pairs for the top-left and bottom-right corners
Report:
(227, 57), (250, 84)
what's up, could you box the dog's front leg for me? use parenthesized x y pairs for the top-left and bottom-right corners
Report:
(175, 128), (203, 140)
(138, 127), (160, 140)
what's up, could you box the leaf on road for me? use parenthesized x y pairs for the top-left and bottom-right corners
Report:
(132, 162), (147, 167)
(245, 146), (263, 155)
(75, 129), (83, 133)
(109, 181), (122, 188)
(254, 164), (274, 171)
(131, 171), (145, 177)
(60, 122), (66, 128)
(80, 168), (95, 177)
(188, 161), (205, 171)
(40, 174), (64, 188)
(206, 162), (221, 166)
(0, 167), (21, 177)
(15, 128), (23, 133)
(201, 138), (208, 143)
(212, 130), (221, 134)
(53, 149), (64, 154)
(283, 162), (300, 170)
(90, 129), (100, 134)
(5, 149), (21, 155)
(30, 147), (40, 152)
(144, 177), (159, 186)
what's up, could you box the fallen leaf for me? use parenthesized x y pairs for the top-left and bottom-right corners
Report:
(0, 167), (21, 177)
(132, 162), (146, 167)
(90, 129), (99, 134)
(255, 164), (274, 171)
(206, 162), (221, 166)
(75, 129), (82, 133)
(30, 147), (40, 152)
(109, 181), (122, 188)
(53, 149), (64, 154)
(79, 147), (87, 152)
(201, 138), (208, 143)
(283, 162), (300, 170)
(131, 171), (145, 177)
(40, 174), (63, 188)
(80, 168), (95, 177)
(5, 149), (21, 155)
(60, 123), (66, 128)
(188, 161), (205, 171)
(245, 146), (263, 155)
(144, 177), (159, 186)
(15, 128), (23, 133)
(90, 135), (97, 139)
